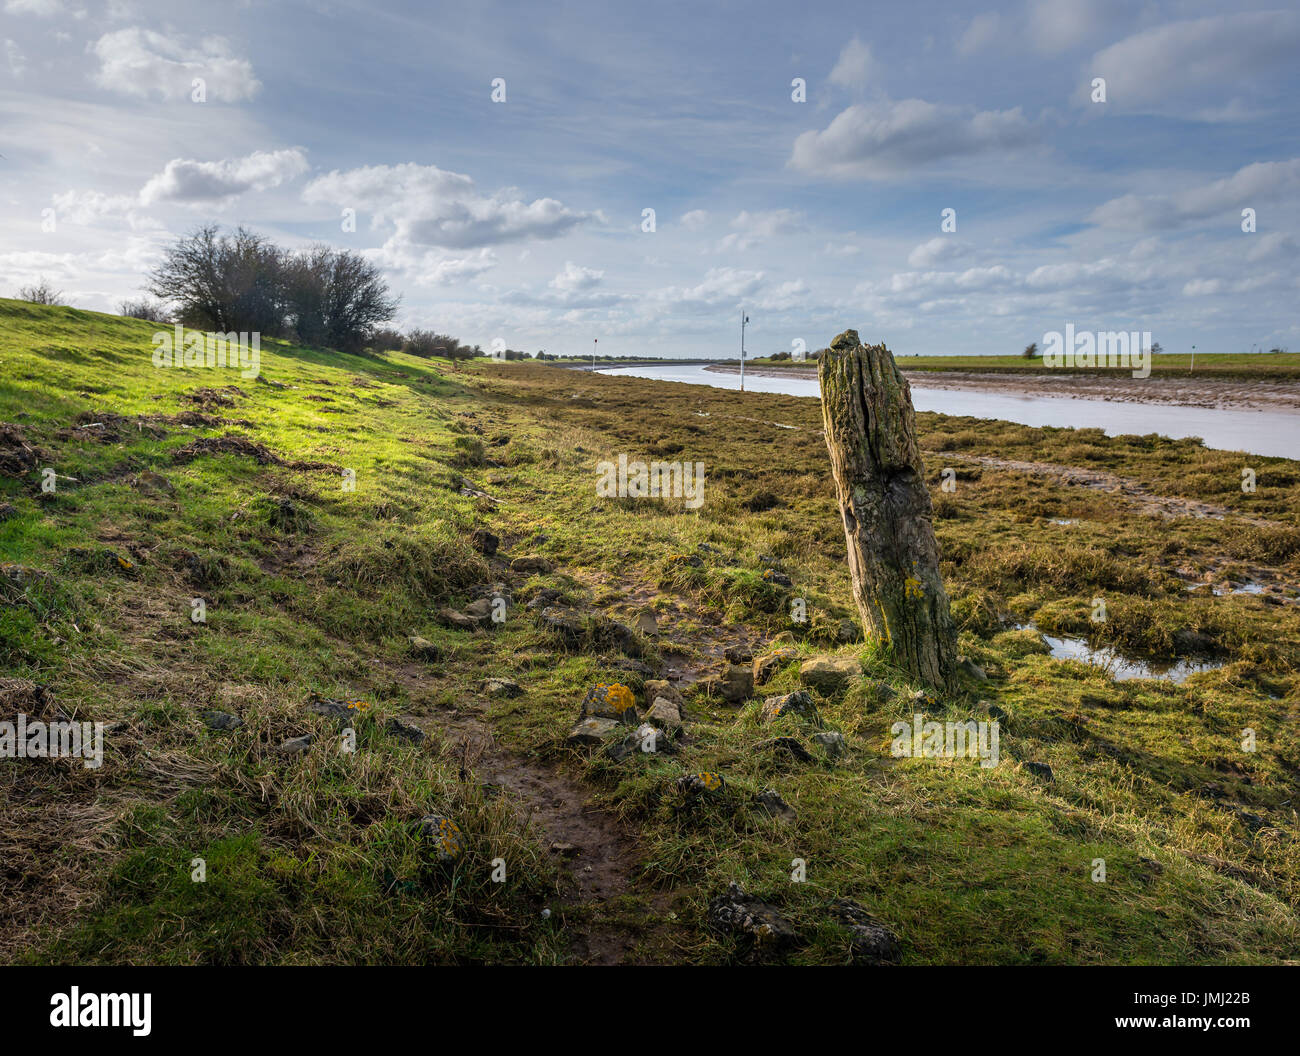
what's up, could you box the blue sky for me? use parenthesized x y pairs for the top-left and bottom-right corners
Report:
(2, 0), (1297, 357)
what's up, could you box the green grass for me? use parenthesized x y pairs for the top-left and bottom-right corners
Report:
(3, 297), (1299, 964)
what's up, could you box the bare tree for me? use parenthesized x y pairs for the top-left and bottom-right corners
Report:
(119, 299), (170, 322)
(147, 225), (397, 351)
(16, 279), (63, 305)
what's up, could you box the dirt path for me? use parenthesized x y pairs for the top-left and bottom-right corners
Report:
(942, 452), (1277, 525)
(385, 663), (675, 965)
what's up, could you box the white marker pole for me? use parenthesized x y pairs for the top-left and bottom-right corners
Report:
(740, 310), (749, 392)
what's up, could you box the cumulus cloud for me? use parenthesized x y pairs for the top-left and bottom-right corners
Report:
(302, 162), (591, 250)
(90, 28), (260, 102)
(679, 209), (710, 230)
(717, 209), (801, 252)
(828, 37), (876, 89)
(649, 266), (765, 308)
(549, 261), (604, 292)
(139, 148), (308, 205)
(50, 188), (158, 229)
(1086, 12), (1300, 111)
(907, 236), (971, 268)
(1090, 159), (1300, 231)
(790, 98), (1037, 178)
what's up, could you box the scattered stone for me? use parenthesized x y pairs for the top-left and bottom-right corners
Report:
(836, 618), (860, 644)
(753, 647), (798, 684)
(0, 563), (52, 599)
(0, 502), (16, 522)
(645, 696), (683, 730)
(438, 607), (480, 631)
(580, 682), (638, 724)
(758, 736), (814, 764)
(677, 771), (727, 797)
(463, 597), (496, 624)
(567, 716), (623, 747)
(799, 657), (860, 695)
(306, 696), (359, 724)
(407, 636), (442, 662)
(202, 710), (242, 731)
(705, 664), (753, 704)
(958, 657), (988, 682)
(828, 899), (902, 965)
(724, 643), (754, 665)
(812, 731), (847, 760)
(707, 882), (800, 954)
(418, 814), (465, 861)
(634, 610), (658, 635)
(525, 587), (563, 610)
(753, 787), (797, 822)
(482, 678), (523, 698)
(277, 734), (314, 754)
(469, 528), (499, 556)
(511, 556), (553, 575)
(551, 842), (579, 858)
(761, 568), (793, 587)
(1023, 761), (1054, 782)
(644, 679), (683, 706)
(607, 722), (676, 761)
(538, 605), (584, 647)
(760, 690), (821, 726)
(386, 717), (426, 744)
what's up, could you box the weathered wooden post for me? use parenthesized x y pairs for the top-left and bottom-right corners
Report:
(818, 329), (958, 692)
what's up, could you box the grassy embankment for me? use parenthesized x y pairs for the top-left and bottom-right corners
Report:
(3, 297), (1299, 964)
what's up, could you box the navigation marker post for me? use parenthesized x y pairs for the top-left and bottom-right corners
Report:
(740, 310), (749, 392)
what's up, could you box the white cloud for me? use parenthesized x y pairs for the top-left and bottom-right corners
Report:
(50, 188), (159, 229)
(717, 209), (801, 252)
(649, 266), (765, 308)
(790, 99), (1037, 179)
(828, 37), (876, 89)
(303, 162), (591, 250)
(1090, 159), (1300, 231)
(1026, 0), (1115, 55)
(549, 261), (604, 292)
(1086, 12), (1300, 111)
(139, 148), (308, 205)
(4, 0), (64, 15)
(956, 13), (1002, 56)
(422, 250), (497, 286)
(90, 28), (260, 102)
(4, 38), (25, 77)
(907, 236), (971, 268)
(680, 209), (709, 230)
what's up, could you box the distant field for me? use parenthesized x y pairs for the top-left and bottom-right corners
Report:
(746, 352), (1300, 381)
